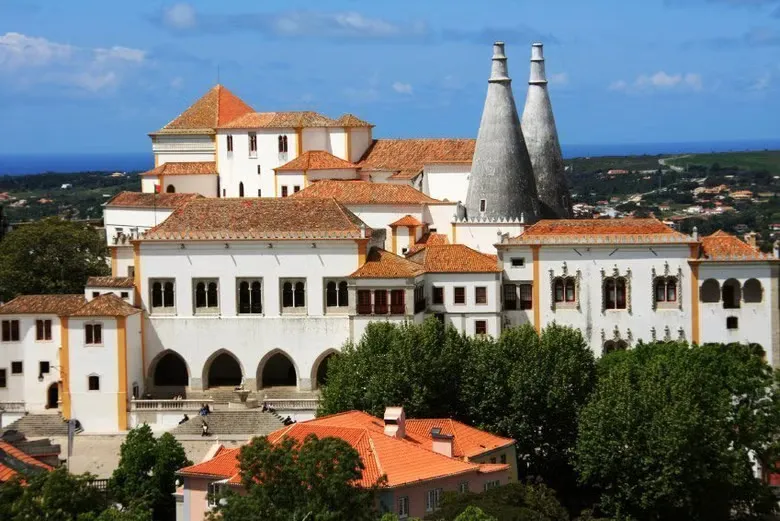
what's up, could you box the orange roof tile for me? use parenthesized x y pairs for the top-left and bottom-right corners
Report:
(219, 111), (336, 129)
(407, 244), (501, 273)
(275, 151), (358, 172)
(335, 113), (373, 128)
(350, 248), (425, 279)
(405, 419), (514, 459)
(153, 85), (254, 134)
(389, 215), (423, 227)
(698, 230), (776, 261)
(291, 180), (442, 205)
(0, 440), (53, 483)
(507, 218), (696, 245)
(0, 295), (86, 315)
(140, 162), (217, 177)
(106, 192), (202, 209)
(142, 198), (368, 241)
(178, 446), (242, 480)
(86, 277), (135, 289)
(407, 232), (449, 255)
(71, 294), (139, 317)
(357, 139), (475, 180)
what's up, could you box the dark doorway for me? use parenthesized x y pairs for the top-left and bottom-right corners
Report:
(261, 353), (296, 388)
(315, 354), (335, 388)
(46, 383), (59, 409)
(208, 353), (242, 387)
(154, 352), (189, 386)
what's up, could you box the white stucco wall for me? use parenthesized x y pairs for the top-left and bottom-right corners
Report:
(114, 247), (135, 278)
(275, 174), (305, 197)
(348, 129), (372, 163)
(425, 273), (502, 337)
(327, 129), (348, 160)
(141, 177), (159, 193)
(454, 222), (526, 254)
(422, 163), (471, 202)
(84, 286), (135, 306)
(152, 135), (215, 166)
(423, 204), (458, 243)
(307, 169), (359, 182)
(104, 206), (175, 246)
(126, 313), (144, 399)
(344, 205), (425, 251)
(302, 128), (328, 153)
(162, 175), (217, 198)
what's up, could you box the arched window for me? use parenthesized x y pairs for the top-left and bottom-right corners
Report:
(282, 282), (293, 308)
(207, 282), (218, 307)
(166, 185), (175, 193)
(553, 277), (576, 304)
(294, 282), (305, 307)
(654, 276), (677, 305)
(722, 279), (741, 309)
(152, 282), (162, 308)
(278, 135), (289, 153)
(604, 340), (628, 355)
(250, 281), (262, 313)
(564, 278), (576, 302)
(239, 182), (244, 197)
(239, 281), (250, 313)
(163, 282), (175, 307)
(326, 281), (338, 307)
(338, 281), (349, 307)
(700, 279), (720, 303)
(553, 279), (564, 303)
(743, 279), (762, 303)
(195, 282), (206, 308)
(604, 277), (627, 310)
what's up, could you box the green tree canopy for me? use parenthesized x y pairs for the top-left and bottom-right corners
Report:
(210, 434), (379, 521)
(0, 217), (109, 301)
(453, 506), (499, 521)
(575, 342), (780, 520)
(426, 482), (569, 521)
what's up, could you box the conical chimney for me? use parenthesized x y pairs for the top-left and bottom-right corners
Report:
(521, 43), (572, 218)
(465, 42), (540, 223)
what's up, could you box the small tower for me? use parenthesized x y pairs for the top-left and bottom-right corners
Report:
(521, 43), (572, 218)
(465, 42), (540, 223)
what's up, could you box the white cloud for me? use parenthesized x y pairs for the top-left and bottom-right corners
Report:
(392, 81), (413, 94)
(163, 3), (197, 30)
(610, 71), (704, 92)
(0, 32), (73, 69)
(749, 73), (771, 91)
(548, 72), (569, 86)
(609, 79), (629, 91)
(94, 46), (146, 64)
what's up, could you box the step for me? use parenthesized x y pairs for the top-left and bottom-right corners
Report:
(4, 413), (70, 437)
(169, 411), (284, 437)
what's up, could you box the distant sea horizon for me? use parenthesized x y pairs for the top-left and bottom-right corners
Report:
(1, 138), (779, 175)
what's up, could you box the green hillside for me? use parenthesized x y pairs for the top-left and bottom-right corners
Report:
(665, 150), (780, 173)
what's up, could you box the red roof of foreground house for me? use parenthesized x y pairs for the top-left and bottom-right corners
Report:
(698, 230), (776, 261)
(153, 85), (254, 134)
(140, 162), (218, 177)
(357, 139), (475, 179)
(178, 410), (510, 488)
(291, 180), (442, 205)
(507, 218), (696, 245)
(0, 440), (53, 483)
(407, 232), (449, 255)
(407, 244), (501, 273)
(350, 248), (425, 279)
(275, 151), (358, 172)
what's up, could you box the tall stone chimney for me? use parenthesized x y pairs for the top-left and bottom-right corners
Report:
(465, 42), (540, 223)
(521, 43), (572, 218)
(383, 406), (406, 439)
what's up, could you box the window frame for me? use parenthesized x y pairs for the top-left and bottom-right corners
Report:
(85, 323), (103, 345)
(475, 320), (487, 336)
(280, 278), (307, 314)
(510, 257), (525, 268)
(36, 319), (53, 341)
(519, 283), (533, 310)
(357, 289), (372, 315)
(237, 278), (263, 315)
(2, 319), (20, 342)
(11, 361), (23, 375)
(458, 481), (469, 494)
(604, 276), (628, 311)
(149, 278), (176, 315)
(654, 276), (679, 309)
(325, 279), (349, 312)
(426, 488), (443, 512)
(390, 289), (405, 315)
(398, 495), (410, 518)
(0, 369), (6, 388)
(39, 361), (50, 376)
(479, 199), (486, 212)
(504, 284), (517, 310)
(226, 134), (234, 153)
(432, 286), (444, 305)
(726, 316), (739, 330)
(475, 286), (487, 305)
(453, 287), (466, 305)
(248, 132), (258, 157)
(193, 278), (220, 315)
(281, 186), (289, 198)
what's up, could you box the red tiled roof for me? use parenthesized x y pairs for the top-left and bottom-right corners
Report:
(71, 294), (139, 317)
(291, 180), (442, 205)
(405, 419), (514, 459)
(507, 218), (696, 245)
(86, 277), (135, 289)
(154, 85), (254, 134)
(389, 215), (423, 227)
(0, 440), (53, 483)
(140, 162), (217, 177)
(350, 248), (425, 279)
(0, 295), (86, 315)
(335, 113), (373, 128)
(142, 198), (368, 241)
(275, 151), (358, 172)
(407, 232), (449, 255)
(357, 139), (475, 180)
(106, 192), (202, 209)
(407, 244), (501, 273)
(698, 230), (776, 261)
(219, 111), (336, 129)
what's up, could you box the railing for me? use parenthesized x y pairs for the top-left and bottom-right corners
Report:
(0, 402), (26, 413)
(129, 399), (212, 411)
(262, 399), (319, 411)
(87, 478), (109, 492)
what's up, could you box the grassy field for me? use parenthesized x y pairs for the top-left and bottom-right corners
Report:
(664, 150), (780, 173)
(567, 155), (664, 174)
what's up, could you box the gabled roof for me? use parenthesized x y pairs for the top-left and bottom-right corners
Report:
(140, 162), (217, 177)
(407, 232), (449, 255)
(218, 111), (337, 129)
(86, 277), (135, 289)
(0, 295), (86, 315)
(389, 215), (423, 228)
(0, 440), (53, 483)
(506, 218), (696, 245)
(335, 113), (373, 128)
(350, 248), (425, 279)
(105, 192), (202, 209)
(291, 180), (443, 206)
(698, 230), (776, 262)
(407, 244), (501, 273)
(275, 151), (358, 172)
(357, 138), (475, 180)
(142, 198), (368, 241)
(153, 85), (254, 135)
(71, 294), (139, 317)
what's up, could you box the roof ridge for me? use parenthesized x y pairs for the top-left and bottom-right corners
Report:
(365, 432), (385, 479)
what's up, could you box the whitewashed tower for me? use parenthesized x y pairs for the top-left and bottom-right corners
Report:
(465, 42), (540, 222)
(521, 43), (572, 218)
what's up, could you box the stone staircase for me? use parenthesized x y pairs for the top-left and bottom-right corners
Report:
(169, 411), (284, 437)
(3, 413), (70, 437)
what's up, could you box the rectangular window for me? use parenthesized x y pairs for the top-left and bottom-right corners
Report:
(88, 375), (100, 391)
(374, 290), (388, 315)
(281, 186), (289, 198)
(426, 488), (442, 512)
(257, 165), (261, 175)
(475, 320), (487, 336)
(249, 132), (257, 156)
(432, 287), (444, 305)
(85, 324), (102, 345)
(357, 290), (372, 315)
(257, 189), (262, 197)
(237, 279), (263, 315)
(510, 257), (525, 267)
(483, 480), (500, 491)
(475, 286), (487, 304)
(504, 284), (517, 310)
(36, 319), (52, 341)
(0, 369), (6, 388)
(293, 185), (301, 193)
(459, 481), (469, 494)
(39, 361), (50, 376)
(150, 279), (176, 314)
(120, 292), (129, 299)
(226, 135), (234, 152)
(479, 199), (486, 212)
(193, 279), (220, 314)
(11, 361), (22, 374)
(490, 456), (497, 464)
(127, 266), (135, 278)
(398, 496), (409, 518)
(500, 454), (507, 464)
(414, 284), (426, 314)
(2, 320), (19, 342)
(519, 284), (533, 310)
(390, 289), (405, 315)
(727, 316), (738, 330)
(454, 287), (465, 305)
(281, 279), (306, 312)
(92, 291), (100, 299)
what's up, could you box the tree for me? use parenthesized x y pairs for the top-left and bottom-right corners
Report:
(0, 217), (109, 301)
(426, 482), (569, 521)
(453, 506), (498, 521)
(575, 342), (780, 520)
(108, 425), (191, 521)
(3, 467), (108, 520)
(210, 434), (379, 521)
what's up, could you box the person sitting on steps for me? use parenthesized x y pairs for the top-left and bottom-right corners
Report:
(178, 414), (189, 425)
(201, 421), (210, 437)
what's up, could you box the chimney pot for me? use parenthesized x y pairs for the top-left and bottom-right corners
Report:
(383, 406), (406, 439)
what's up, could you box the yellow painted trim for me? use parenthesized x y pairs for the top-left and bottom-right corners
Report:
(689, 245), (700, 344)
(213, 135), (218, 172)
(303, 170), (309, 188)
(356, 240), (368, 265)
(296, 128), (303, 156)
(452, 223), (457, 244)
(345, 130), (352, 162)
(117, 316), (128, 431)
(154, 154), (160, 167)
(532, 246), (541, 334)
(391, 227), (398, 254)
(407, 225), (417, 251)
(110, 247), (118, 277)
(274, 174), (279, 197)
(133, 242), (146, 373)
(60, 317), (71, 419)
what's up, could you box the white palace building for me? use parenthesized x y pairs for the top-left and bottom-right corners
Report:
(0, 43), (778, 433)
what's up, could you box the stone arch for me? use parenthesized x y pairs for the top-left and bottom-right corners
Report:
(603, 340), (628, 355)
(311, 349), (339, 389)
(46, 383), (59, 409)
(700, 279), (720, 303)
(150, 350), (190, 389)
(257, 349), (299, 389)
(743, 278), (762, 303)
(202, 349), (244, 389)
(722, 278), (741, 309)
(166, 184), (176, 193)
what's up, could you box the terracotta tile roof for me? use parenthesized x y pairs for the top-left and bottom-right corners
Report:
(291, 180), (443, 205)
(335, 113), (373, 128)
(407, 232), (449, 255)
(140, 162), (217, 177)
(350, 248), (425, 279)
(0, 440), (53, 483)
(180, 410), (510, 489)
(407, 244), (501, 273)
(357, 139), (475, 180)
(70, 294), (139, 317)
(275, 151), (358, 172)
(404, 419), (514, 459)
(86, 277), (135, 289)
(142, 198), (368, 241)
(106, 192), (202, 209)
(389, 215), (423, 227)
(0, 295), (86, 315)
(153, 85), (254, 134)
(698, 230), (776, 261)
(219, 111), (337, 129)
(507, 218), (697, 245)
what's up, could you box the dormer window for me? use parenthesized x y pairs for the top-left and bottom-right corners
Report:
(278, 135), (289, 153)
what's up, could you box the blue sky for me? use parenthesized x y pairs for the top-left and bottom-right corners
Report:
(0, 0), (778, 154)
